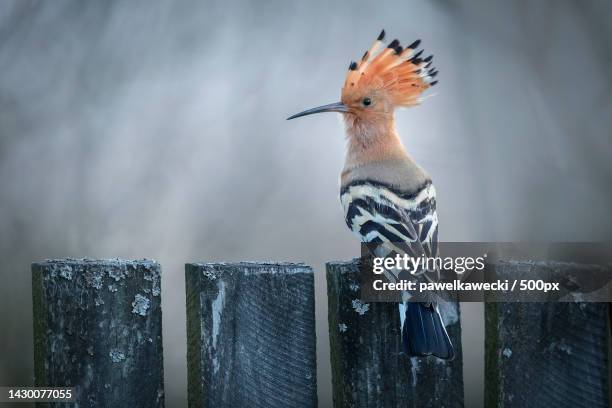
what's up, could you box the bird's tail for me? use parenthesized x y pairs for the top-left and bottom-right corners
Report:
(400, 302), (455, 360)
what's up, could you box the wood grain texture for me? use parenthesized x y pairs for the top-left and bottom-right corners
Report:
(485, 261), (611, 408)
(32, 259), (164, 408)
(326, 259), (464, 408)
(185, 262), (317, 408)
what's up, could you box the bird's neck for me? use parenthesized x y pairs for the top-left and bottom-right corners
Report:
(343, 115), (408, 169)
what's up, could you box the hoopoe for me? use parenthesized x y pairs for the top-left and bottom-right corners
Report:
(288, 30), (453, 359)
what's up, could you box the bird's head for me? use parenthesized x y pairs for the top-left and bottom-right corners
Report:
(287, 30), (438, 128)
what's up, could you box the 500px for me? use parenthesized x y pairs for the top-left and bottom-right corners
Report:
(518, 280), (560, 292)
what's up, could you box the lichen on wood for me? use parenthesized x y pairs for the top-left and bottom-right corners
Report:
(326, 259), (464, 408)
(32, 259), (164, 408)
(485, 261), (610, 408)
(185, 262), (317, 408)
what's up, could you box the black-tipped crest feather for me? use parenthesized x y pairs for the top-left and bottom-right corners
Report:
(342, 32), (439, 108)
(410, 50), (423, 61)
(407, 39), (421, 49)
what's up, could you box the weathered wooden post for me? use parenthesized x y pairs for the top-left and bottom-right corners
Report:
(32, 259), (164, 407)
(185, 262), (317, 408)
(485, 260), (611, 408)
(326, 259), (464, 408)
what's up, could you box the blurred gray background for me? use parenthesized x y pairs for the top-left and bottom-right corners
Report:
(0, 1), (611, 407)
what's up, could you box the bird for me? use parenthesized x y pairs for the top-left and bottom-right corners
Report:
(287, 29), (453, 360)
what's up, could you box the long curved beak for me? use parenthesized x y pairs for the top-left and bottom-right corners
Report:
(287, 102), (349, 120)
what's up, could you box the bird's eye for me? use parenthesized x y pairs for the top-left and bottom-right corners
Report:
(362, 97), (372, 106)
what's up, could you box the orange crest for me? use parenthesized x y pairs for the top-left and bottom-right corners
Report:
(342, 30), (438, 109)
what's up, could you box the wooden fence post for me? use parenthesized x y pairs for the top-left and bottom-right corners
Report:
(185, 262), (317, 408)
(326, 259), (464, 408)
(485, 260), (611, 408)
(32, 259), (164, 407)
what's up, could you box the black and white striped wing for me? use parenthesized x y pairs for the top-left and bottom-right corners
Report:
(341, 181), (439, 261)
